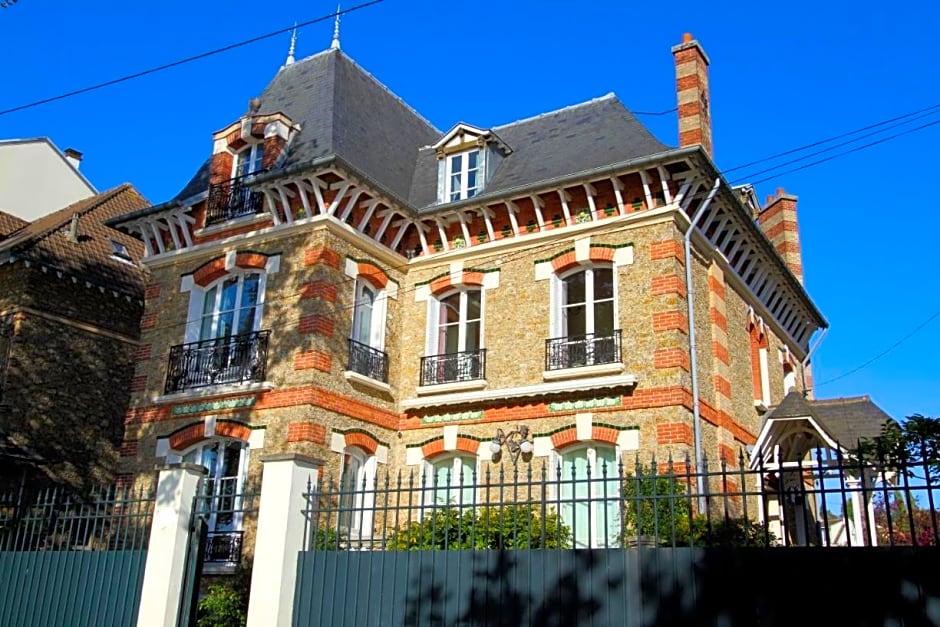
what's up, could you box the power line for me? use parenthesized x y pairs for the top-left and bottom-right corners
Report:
(0, 1), (383, 117)
(815, 309), (940, 388)
(722, 102), (940, 175)
(633, 108), (677, 116)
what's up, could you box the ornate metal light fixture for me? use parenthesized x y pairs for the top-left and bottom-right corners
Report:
(489, 425), (534, 464)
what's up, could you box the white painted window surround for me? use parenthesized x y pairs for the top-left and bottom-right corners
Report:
(340, 447), (377, 540)
(351, 278), (387, 351)
(427, 289), (483, 357)
(185, 270), (268, 344)
(233, 143), (264, 179)
(553, 445), (620, 548)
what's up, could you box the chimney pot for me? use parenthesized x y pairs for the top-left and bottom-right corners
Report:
(63, 148), (83, 170)
(683, 32), (693, 43)
(68, 213), (79, 242)
(766, 194), (775, 205)
(776, 187), (786, 197)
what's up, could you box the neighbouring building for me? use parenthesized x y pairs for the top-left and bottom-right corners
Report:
(0, 138), (96, 222)
(0, 184), (149, 488)
(110, 34), (833, 557)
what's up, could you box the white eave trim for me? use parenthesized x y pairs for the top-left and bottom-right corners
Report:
(401, 374), (638, 409)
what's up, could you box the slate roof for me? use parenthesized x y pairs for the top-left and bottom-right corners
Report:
(161, 49), (670, 215)
(409, 94), (669, 209)
(765, 391), (894, 446)
(0, 184), (150, 297)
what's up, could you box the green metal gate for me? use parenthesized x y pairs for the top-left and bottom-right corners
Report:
(0, 485), (154, 627)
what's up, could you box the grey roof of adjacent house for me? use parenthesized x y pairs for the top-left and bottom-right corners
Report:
(165, 48), (670, 214)
(765, 391), (895, 446)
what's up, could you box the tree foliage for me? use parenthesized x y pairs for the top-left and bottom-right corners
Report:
(854, 414), (940, 481)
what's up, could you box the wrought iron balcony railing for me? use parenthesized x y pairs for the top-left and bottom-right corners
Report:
(420, 349), (486, 386)
(164, 330), (270, 394)
(545, 330), (622, 371)
(204, 531), (244, 564)
(347, 339), (389, 383)
(205, 174), (265, 226)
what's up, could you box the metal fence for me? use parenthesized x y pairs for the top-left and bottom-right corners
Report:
(0, 484), (154, 552)
(300, 447), (940, 551)
(0, 485), (155, 627)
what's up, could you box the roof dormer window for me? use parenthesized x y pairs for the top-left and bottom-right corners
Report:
(447, 149), (481, 202)
(434, 123), (511, 205)
(234, 143), (265, 179)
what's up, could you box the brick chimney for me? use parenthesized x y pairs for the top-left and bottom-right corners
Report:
(758, 187), (803, 284)
(672, 33), (712, 157)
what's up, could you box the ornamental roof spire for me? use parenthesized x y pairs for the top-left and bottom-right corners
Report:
(330, 5), (341, 50)
(285, 24), (298, 66)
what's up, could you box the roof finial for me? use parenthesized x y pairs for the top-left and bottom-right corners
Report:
(330, 4), (341, 50)
(285, 23), (298, 66)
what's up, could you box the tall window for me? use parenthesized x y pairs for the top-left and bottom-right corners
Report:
(234, 143), (264, 178)
(340, 447), (376, 540)
(447, 149), (481, 202)
(426, 454), (476, 508)
(559, 267), (614, 338)
(433, 290), (482, 356)
(200, 273), (263, 341)
(549, 267), (619, 369)
(557, 445), (620, 548)
(351, 280), (382, 349)
(182, 438), (249, 535)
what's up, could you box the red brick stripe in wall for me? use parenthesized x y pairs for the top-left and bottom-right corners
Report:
(304, 247), (340, 268)
(144, 284), (162, 301)
(300, 280), (337, 302)
(652, 311), (689, 334)
(707, 276), (726, 300)
(120, 440), (138, 458)
(656, 422), (694, 446)
(287, 421), (326, 444)
(135, 344), (152, 362)
(169, 423), (205, 450)
(719, 443), (739, 466)
(650, 240), (684, 264)
(140, 313), (157, 330)
(712, 341), (730, 365)
(129, 376), (147, 393)
(294, 350), (331, 372)
(215, 421), (251, 441)
(357, 263), (389, 289)
(298, 314), (334, 337)
(345, 431), (379, 455)
(710, 308), (728, 332)
(653, 348), (690, 371)
(713, 375), (731, 399)
(651, 274), (687, 297)
(234, 252), (268, 270)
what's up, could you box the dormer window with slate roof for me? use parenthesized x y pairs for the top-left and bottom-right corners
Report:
(433, 123), (510, 204)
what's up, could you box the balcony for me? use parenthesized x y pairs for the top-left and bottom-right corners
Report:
(204, 531), (244, 565)
(205, 174), (265, 226)
(420, 349), (486, 386)
(545, 330), (622, 371)
(347, 339), (389, 383)
(164, 330), (271, 394)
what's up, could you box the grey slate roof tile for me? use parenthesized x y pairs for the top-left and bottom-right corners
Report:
(765, 391), (895, 447)
(162, 50), (670, 215)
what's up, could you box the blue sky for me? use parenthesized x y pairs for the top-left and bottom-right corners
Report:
(1, 1), (937, 421)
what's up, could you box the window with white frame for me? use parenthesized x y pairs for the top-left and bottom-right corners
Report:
(199, 273), (264, 341)
(426, 454), (476, 508)
(446, 149), (481, 202)
(422, 289), (484, 385)
(555, 445), (620, 548)
(549, 266), (619, 369)
(340, 447), (377, 540)
(180, 438), (249, 536)
(233, 143), (265, 179)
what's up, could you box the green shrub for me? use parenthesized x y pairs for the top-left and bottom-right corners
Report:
(196, 564), (251, 627)
(387, 505), (571, 550)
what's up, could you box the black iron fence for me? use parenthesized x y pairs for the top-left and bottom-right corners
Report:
(205, 174), (265, 226)
(165, 330), (270, 393)
(301, 447), (940, 552)
(420, 349), (486, 386)
(347, 339), (389, 383)
(545, 330), (622, 371)
(0, 485), (155, 552)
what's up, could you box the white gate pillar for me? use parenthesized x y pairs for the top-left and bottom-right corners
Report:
(246, 453), (321, 627)
(136, 463), (206, 627)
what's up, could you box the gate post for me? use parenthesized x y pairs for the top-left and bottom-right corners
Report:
(136, 463), (206, 627)
(246, 453), (321, 627)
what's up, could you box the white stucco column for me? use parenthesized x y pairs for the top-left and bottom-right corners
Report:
(136, 463), (206, 627)
(246, 453), (322, 627)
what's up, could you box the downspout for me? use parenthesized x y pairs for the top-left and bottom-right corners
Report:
(800, 327), (828, 398)
(684, 177), (721, 508)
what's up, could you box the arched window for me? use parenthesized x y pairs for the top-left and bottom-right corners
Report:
(180, 438), (249, 535)
(339, 447), (377, 541)
(549, 266), (619, 369)
(423, 288), (484, 384)
(555, 444), (620, 548)
(425, 454), (476, 508)
(200, 272), (264, 341)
